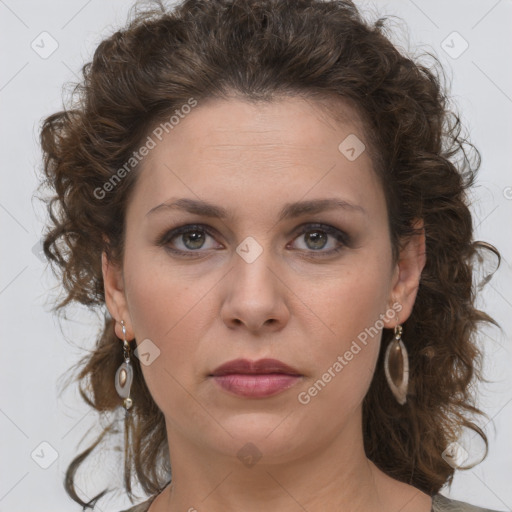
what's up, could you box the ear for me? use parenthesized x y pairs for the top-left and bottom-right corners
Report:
(102, 247), (135, 341)
(383, 219), (426, 327)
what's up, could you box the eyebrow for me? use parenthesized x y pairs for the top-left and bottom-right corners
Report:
(146, 197), (366, 221)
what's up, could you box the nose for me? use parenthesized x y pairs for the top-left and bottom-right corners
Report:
(219, 244), (290, 333)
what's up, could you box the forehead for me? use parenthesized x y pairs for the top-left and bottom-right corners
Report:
(126, 96), (383, 221)
(161, 95), (367, 153)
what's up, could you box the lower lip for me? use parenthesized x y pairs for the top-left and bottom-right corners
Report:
(211, 373), (302, 398)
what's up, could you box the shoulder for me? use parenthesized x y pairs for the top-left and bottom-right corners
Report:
(432, 493), (505, 512)
(118, 496), (156, 512)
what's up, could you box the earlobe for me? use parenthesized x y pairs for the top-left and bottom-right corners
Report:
(386, 220), (426, 326)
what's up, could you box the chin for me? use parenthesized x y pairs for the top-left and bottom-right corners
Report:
(201, 414), (307, 460)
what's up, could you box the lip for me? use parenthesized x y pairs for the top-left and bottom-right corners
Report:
(210, 358), (302, 377)
(209, 358), (303, 398)
(211, 374), (302, 398)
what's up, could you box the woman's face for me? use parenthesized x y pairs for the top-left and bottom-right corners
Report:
(103, 96), (424, 463)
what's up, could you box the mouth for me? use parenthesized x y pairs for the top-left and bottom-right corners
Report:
(210, 373), (303, 398)
(210, 358), (302, 377)
(209, 358), (303, 398)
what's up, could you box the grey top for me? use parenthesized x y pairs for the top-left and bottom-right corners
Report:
(120, 493), (504, 511)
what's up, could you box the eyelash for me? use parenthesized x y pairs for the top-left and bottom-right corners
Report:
(156, 223), (350, 258)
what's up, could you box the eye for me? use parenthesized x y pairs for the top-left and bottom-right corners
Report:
(157, 224), (220, 255)
(288, 223), (349, 256)
(157, 222), (349, 257)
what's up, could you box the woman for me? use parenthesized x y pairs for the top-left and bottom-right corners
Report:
(38, 0), (505, 510)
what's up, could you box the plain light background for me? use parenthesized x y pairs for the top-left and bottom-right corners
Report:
(0, 0), (511, 510)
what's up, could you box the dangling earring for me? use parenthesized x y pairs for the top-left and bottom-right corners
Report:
(384, 324), (409, 405)
(115, 320), (134, 411)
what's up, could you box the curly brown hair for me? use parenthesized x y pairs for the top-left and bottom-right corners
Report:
(36, 0), (501, 508)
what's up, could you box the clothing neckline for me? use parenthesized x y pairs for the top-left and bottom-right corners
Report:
(136, 492), (441, 512)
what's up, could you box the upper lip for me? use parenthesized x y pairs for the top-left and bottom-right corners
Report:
(210, 358), (302, 376)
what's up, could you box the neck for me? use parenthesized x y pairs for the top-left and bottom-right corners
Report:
(151, 407), (413, 512)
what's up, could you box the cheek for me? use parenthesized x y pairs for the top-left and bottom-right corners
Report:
(307, 250), (392, 342)
(126, 270), (207, 418)
(123, 248), (234, 413)
(124, 238), (212, 339)
(296, 251), (392, 399)
(127, 274), (209, 370)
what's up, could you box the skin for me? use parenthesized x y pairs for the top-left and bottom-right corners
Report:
(102, 96), (429, 512)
